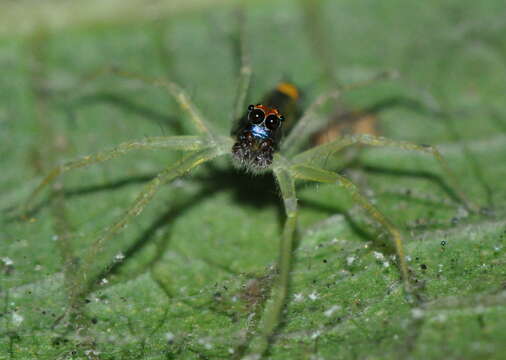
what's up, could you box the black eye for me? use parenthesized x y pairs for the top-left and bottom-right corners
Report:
(265, 115), (280, 130)
(248, 108), (265, 124)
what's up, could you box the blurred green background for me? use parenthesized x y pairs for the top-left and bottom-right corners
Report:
(1, 0), (506, 359)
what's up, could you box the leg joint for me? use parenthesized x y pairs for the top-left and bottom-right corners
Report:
(283, 197), (298, 217)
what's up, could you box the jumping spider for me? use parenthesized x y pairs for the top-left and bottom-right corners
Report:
(23, 52), (473, 360)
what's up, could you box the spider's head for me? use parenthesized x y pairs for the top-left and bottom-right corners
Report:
(232, 104), (285, 173)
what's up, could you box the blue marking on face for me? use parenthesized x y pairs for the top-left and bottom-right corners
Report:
(251, 124), (270, 139)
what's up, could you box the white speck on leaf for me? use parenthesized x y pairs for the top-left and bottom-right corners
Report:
(308, 292), (319, 301)
(346, 256), (356, 266)
(373, 251), (385, 260)
(293, 293), (304, 302)
(114, 252), (125, 261)
(1, 257), (13, 266)
(84, 349), (101, 357)
(433, 313), (447, 323)
(324, 305), (341, 317)
(12, 312), (24, 326)
(411, 308), (424, 319)
(165, 332), (175, 342)
(311, 330), (321, 339)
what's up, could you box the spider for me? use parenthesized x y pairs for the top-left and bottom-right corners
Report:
(22, 40), (474, 359)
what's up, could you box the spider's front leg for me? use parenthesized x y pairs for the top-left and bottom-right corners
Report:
(22, 135), (215, 217)
(290, 163), (410, 288)
(245, 160), (298, 358)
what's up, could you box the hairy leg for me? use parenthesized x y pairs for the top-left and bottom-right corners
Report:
(79, 147), (226, 290)
(282, 71), (397, 154)
(231, 6), (252, 122)
(87, 67), (213, 135)
(293, 134), (477, 211)
(290, 163), (411, 291)
(245, 160), (298, 357)
(23, 135), (214, 215)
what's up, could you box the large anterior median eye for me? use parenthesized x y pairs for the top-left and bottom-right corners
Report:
(265, 115), (280, 130)
(248, 107), (265, 124)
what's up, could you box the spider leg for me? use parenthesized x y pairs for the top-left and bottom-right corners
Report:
(88, 67), (213, 135)
(282, 71), (397, 154)
(293, 134), (477, 212)
(22, 135), (216, 216)
(245, 161), (298, 357)
(281, 89), (340, 154)
(231, 6), (252, 122)
(78, 147), (226, 287)
(290, 163), (411, 290)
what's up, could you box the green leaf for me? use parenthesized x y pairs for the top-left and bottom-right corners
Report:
(1, 0), (505, 359)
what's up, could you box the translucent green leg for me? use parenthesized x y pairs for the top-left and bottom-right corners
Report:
(246, 160), (298, 357)
(282, 71), (398, 154)
(88, 67), (212, 135)
(231, 6), (252, 122)
(23, 135), (213, 216)
(79, 147), (226, 285)
(290, 163), (411, 291)
(293, 134), (477, 211)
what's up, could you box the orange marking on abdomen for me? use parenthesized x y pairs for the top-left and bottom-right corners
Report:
(276, 82), (299, 101)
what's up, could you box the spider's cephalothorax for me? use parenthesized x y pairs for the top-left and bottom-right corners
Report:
(232, 82), (299, 172)
(232, 104), (284, 171)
